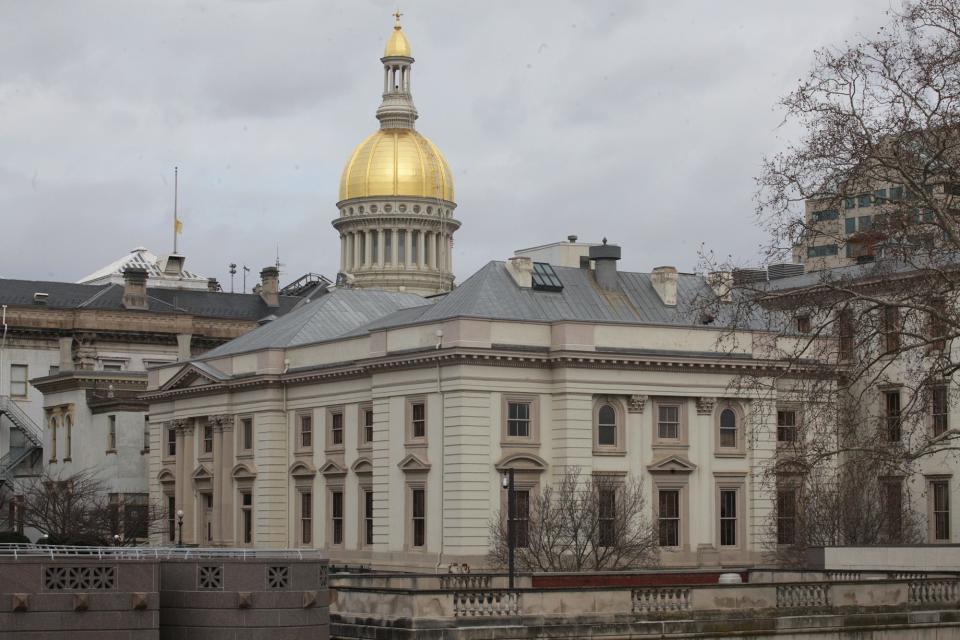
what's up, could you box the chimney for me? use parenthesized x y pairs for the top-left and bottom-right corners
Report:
(260, 266), (280, 307)
(588, 238), (621, 290)
(122, 267), (149, 310)
(651, 266), (678, 306)
(207, 278), (220, 292)
(506, 256), (533, 288)
(707, 271), (733, 302)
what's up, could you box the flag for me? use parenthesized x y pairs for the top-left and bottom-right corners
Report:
(175, 217), (183, 235)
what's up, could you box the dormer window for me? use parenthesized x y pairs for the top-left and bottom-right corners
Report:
(531, 262), (563, 292)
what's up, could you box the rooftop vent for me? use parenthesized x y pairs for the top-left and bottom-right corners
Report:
(732, 268), (767, 286)
(767, 263), (804, 281)
(33, 292), (49, 305)
(531, 262), (563, 292)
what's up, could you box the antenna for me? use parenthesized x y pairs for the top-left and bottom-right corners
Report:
(229, 263), (237, 294)
(242, 265), (251, 293)
(173, 167), (180, 254)
(275, 244), (285, 275)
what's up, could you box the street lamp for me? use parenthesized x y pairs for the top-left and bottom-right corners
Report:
(113, 534), (121, 547)
(501, 469), (515, 589)
(176, 509), (184, 548)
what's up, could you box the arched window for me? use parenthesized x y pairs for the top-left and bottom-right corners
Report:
(598, 405), (617, 446)
(50, 417), (58, 461)
(719, 409), (737, 448)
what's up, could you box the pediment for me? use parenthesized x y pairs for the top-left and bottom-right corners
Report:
(351, 457), (374, 475)
(232, 461), (258, 480)
(160, 363), (225, 392)
(397, 453), (431, 473)
(289, 461), (317, 479)
(319, 460), (348, 477)
(647, 455), (697, 474)
(191, 464), (213, 481)
(157, 468), (176, 484)
(494, 452), (548, 472)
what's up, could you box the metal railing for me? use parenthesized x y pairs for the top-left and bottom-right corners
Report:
(0, 395), (43, 447)
(0, 544), (326, 561)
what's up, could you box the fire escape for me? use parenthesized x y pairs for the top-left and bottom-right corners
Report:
(0, 396), (44, 489)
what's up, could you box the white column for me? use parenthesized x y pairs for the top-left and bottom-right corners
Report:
(391, 228), (399, 267)
(417, 230), (426, 269)
(383, 67), (389, 93)
(340, 235), (347, 273)
(364, 231), (373, 268)
(404, 228), (413, 268)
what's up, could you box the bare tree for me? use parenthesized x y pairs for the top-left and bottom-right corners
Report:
(488, 468), (659, 572)
(18, 469), (164, 546)
(696, 0), (960, 560)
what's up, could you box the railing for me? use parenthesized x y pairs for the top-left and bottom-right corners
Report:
(439, 574), (492, 590)
(909, 579), (960, 605)
(632, 587), (692, 613)
(0, 395), (43, 447)
(0, 544), (326, 561)
(777, 584), (830, 608)
(826, 571), (862, 581)
(452, 590), (520, 616)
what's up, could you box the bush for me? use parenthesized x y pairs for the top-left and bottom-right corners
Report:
(0, 531), (30, 544)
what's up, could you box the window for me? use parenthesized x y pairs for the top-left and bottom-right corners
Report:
(65, 415), (72, 459)
(845, 217), (857, 234)
(48, 365), (59, 376)
(777, 410), (797, 443)
(299, 414), (313, 449)
(719, 409), (737, 449)
(10, 364), (27, 398)
(202, 424), (213, 454)
(812, 208), (838, 222)
(885, 390), (902, 442)
(932, 480), (950, 541)
(143, 417), (150, 452)
(873, 188), (887, 203)
(202, 493), (213, 542)
(240, 491), (253, 544)
(844, 197), (856, 209)
(890, 185), (904, 200)
(507, 401), (530, 438)
(882, 480), (903, 543)
(331, 490), (343, 546)
(720, 489), (737, 546)
(383, 229), (392, 264)
(858, 194), (872, 207)
(371, 231), (379, 264)
(658, 405), (680, 440)
(411, 488), (426, 548)
(858, 215), (872, 231)
(658, 489), (680, 546)
(777, 488), (797, 544)
(167, 495), (176, 542)
(883, 306), (900, 352)
(838, 308), (854, 360)
(101, 361), (124, 372)
(363, 488), (374, 547)
(108, 415), (117, 450)
(50, 417), (57, 461)
(409, 401), (426, 440)
(929, 297), (947, 351)
(597, 404), (617, 447)
(807, 244), (838, 258)
(397, 230), (406, 264)
(329, 411), (343, 447)
(167, 424), (177, 456)
(796, 315), (811, 333)
(361, 406), (374, 446)
(599, 487), (616, 547)
(301, 491), (312, 545)
(241, 417), (253, 451)
(933, 386), (949, 436)
(531, 262), (563, 291)
(515, 489), (530, 548)
(411, 230), (419, 263)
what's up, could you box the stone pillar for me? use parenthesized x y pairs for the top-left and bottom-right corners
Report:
(172, 420), (187, 541)
(404, 228), (413, 268)
(180, 419), (195, 543)
(391, 228), (399, 267)
(211, 416), (224, 544)
(340, 235), (347, 273)
(220, 418), (236, 546)
(383, 67), (389, 93)
(364, 231), (373, 268)
(352, 233), (361, 270)
(58, 336), (73, 371)
(177, 334), (192, 361)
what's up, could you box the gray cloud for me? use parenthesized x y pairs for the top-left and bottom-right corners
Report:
(0, 0), (893, 287)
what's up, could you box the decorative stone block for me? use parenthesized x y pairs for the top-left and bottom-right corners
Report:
(627, 394), (647, 413)
(73, 593), (89, 611)
(11, 593), (28, 612)
(303, 590), (317, 609)
(132, 592), (149, 610)
(696, 397), (716, 415)
(237, 591), (253, 609)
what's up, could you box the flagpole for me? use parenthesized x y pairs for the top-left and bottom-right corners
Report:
(173, 166), (179, 254)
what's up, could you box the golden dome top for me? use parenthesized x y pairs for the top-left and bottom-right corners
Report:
(384, 13), (412, 58)
(339, 129), (455, 202)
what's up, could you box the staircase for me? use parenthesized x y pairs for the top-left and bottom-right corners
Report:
(0, 395), (43, 488)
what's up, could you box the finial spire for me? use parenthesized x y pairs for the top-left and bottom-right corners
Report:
(393, 9), (403, 29)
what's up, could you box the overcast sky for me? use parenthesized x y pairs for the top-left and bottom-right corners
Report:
(0, 0), (895, 289)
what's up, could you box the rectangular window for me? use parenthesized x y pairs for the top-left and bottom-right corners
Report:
(301, 491), (312, 545)
(882, 480), (903, 543)
(812, 208), (838, 222)
(796, 315), (811, 333)
(885, 390), (902, 442)
(411, 488), (426, 547)
(929, 297), (947, 351)
(300, 414), (313, 449)
(838, 308), (854, 360)
(807, 244), (839, 258)
(241, 492), (253, 544)
(599, 487), (616, 547)
(858, 214), (872, 231)
(411, 230), (419, 263)
(515, 489), (530, 549)
(844, 197), (856, 209)
(102, 361), (124, 372)
(777, 410), (797, 443)
(883, 306), (900, 352)
(143, 417), (150, 452)
(777, 488), (797, 545)
(933, 480), (950, 541)
(507, 401), (530, 438)
(202, 424), (213, 454)
(658, 489), (680, 547)
(10, 364), (27, 398)
(241, 417), (253, 450)
(411, 402), (426, 439)
(858, 194), (872, 208)
(363, 488), (374, 546)
(890, 186), (904, 201)
(48, 365), (59, 376)
(873, 188), (887, 203)
(108, 415), (117, 450)
(202, 493), (213, 542)
(371, 232), (379, 264)
(331, 490), (343, 545)
(167, 495), (176, 542)
(845, 217), (857, 234)
(167, 425), (177, 456)
(933, 386), (949, 436)
(720, 489), (737, 546)
(383, 229), (392, 264)
(362, 407), (374, 445)
(330, 411), (343, 446)
(397, 230), (406, 264)
(658, 405), (680, 440)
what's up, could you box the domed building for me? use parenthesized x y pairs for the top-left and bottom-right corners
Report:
(333, 14), (460, 296)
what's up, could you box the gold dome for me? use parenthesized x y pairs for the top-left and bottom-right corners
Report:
(339, 129), (455, 202)
(384, 23), (411, 57)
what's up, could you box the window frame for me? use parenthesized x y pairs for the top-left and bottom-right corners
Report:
(297, 412), (314, 451)
(884, 389), (902, 442)
(326, 407), (345, 452)
(407, 483), (427, 550)
(598, 484), (617, 548)
(776, 487), (797, 546)
(327, 486), (344, 548)
(593, 398), (625, 455)
(237, 415), (254, 455)
(929, 477), (951, 542)
(776, 408), (798, 444)
(239, 489), (254, 546)
(200, 422), (213, 456)
(358, 404), (374, 449)
(652, 398), (688, 447)
(165, 423), (177, 459)
(107, 415), (118, 452)
(359, 485), (374, 548)
(932, 385), (950, 437)
(657, 488), (681, 548)
(9, 364), (28, 398)
(406, 398), (428, 445)
(715, 474), (746, 550)
(500, 394), (540, 445)
(299, 489), (313, 547)
(882, 305), (901, 353)
(715, 405), (744, 455)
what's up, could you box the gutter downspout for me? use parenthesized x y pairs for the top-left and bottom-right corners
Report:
(434, 329), (445, 573)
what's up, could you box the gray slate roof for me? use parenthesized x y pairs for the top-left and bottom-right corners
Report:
(0, 279), (302, 321)
(201, 288), (428, 358)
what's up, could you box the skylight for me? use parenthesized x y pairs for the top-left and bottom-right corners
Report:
(531, 262), (563, 292)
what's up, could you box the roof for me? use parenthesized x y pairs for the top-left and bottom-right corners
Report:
(201, 288), (428, 357)
(0, 278), (303, 321)
(77, 247), (209, 290)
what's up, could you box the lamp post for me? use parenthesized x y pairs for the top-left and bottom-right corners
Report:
(113, 534), (121, 547)
(176, 509), (184, 548)
(501, 469), (515, 589)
